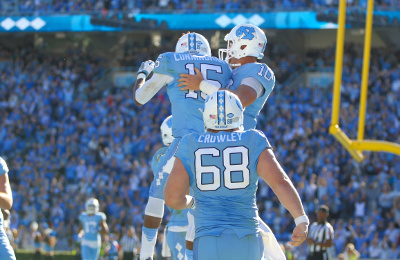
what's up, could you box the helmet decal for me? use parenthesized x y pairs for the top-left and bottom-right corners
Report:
(235, 26), (256, 40)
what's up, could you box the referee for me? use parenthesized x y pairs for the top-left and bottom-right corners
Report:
(306, 205), (334, 260)
(120, 226), (141, 260)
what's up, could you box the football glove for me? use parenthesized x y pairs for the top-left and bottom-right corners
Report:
(137, 60), (155, 78)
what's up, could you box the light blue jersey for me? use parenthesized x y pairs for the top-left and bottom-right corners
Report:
(79, 212), (106, 260)
(175, 129), (271, 239)
(0, 157), (16, 260)
(154, 52), (232, 138)
(227, 63), (275, 130)
(149, 140), (180, 200)
(150, 146), (169, 186)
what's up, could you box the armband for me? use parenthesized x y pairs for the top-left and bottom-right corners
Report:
(295, 215), (309, 226)
(199, 81), (221, 96)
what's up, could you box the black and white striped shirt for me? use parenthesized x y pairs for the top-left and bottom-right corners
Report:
(120, 235), (140, 253)
(308, 221), (334, 253)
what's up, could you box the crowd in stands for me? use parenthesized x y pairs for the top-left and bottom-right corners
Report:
(0, 0), (399, 15)
(0, 38), (400, 259)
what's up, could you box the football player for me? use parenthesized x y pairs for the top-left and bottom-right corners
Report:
(0, 157), (16, 260)
(146, 116), (189, 260)
(164, 91), (309, 260)
(78, 198), (109, 260)
(133, 33), (231, 260)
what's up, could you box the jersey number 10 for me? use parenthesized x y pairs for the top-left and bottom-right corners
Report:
(195, 146), (250, 191)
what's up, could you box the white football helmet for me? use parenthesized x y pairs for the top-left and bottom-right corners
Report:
(160, 115), (174, 146)
(219, 24), (267, 64)
(85, 198), (99, 214)
(175, 33), (212, 57)
(203, 90), (243, 131)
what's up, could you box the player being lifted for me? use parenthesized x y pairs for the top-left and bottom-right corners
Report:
(177, 24), (285, 259)
(133, 33), (231, 260)
(164, 91), (309, 260)
(78, 198), (109, 260)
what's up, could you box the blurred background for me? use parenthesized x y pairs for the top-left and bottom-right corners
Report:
(0, 0), (400, 259)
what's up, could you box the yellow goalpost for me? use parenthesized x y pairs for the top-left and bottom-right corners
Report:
(329, 0), (400, 162)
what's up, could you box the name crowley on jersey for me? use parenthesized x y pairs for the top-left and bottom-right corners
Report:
(198, 132), (243, 143)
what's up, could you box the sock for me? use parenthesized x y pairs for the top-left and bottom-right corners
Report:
(140, 227), (158, 260)
(185, 249), (193, 260)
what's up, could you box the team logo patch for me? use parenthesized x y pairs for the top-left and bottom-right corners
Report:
(236, 26), (256, 40)
(227, 113), (234, 118)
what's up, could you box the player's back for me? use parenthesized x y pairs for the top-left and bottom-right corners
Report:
(176, 129), (271, 239)
(228, 62), (275, 129)
(153, 52), (232, 138)
(79, 212), (106, 242)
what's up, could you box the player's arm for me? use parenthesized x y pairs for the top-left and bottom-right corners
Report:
(164, 158), (193, 210)
(48, 234), (57, 247)
(0, 172), (13, 210)
(318, 226), (334, 247)
(77, 220), (84, 238)
(133, 60), (173, 106)
(257, 148), (308, 247)
(178, 67), (257, 107)
(100, 219), (109, 236)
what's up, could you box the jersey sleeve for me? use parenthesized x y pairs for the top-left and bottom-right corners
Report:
(151, 147), (167, 173)
(250, 130), (271, 159)
(98, 212), (106, 221)
(246, 63), (275, 99)
(0, 157), (9, 176)
(153, 53), (174, 76)
(78, 213), (83, 223)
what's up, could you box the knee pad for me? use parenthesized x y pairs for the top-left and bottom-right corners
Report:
(144, 197), (165, 218)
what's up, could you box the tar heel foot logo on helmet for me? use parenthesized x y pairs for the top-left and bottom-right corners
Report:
(203, 90), (244, 131)
(219, 23), (267, 66)
(85, 198), (99, 214)
(160, 115), (174, 146)
(175, 32), (212, 57)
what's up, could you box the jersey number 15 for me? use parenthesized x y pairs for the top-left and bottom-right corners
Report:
(185, 63), (222, 100)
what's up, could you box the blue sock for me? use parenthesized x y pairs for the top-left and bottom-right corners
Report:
(185, 249), (193, 260)
(140, 227), (158, 259)
(142, 227), (157, 241)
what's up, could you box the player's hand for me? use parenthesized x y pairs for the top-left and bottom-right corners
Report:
(137, 60), (155, 78)
(289, 222), (308, 247)
(306, 237), (314, 245)
(178, 68), (203, 91)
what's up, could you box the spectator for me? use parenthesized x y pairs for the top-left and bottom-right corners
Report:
(368, 236), (381, 258)
(342, 243), (360, 260)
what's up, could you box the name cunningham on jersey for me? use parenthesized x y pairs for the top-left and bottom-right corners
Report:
(197, 132), (243, 143)
(173, 54), (226, 63)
